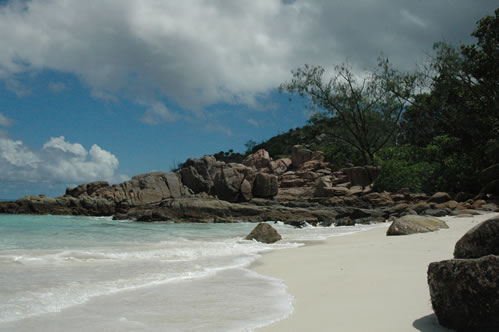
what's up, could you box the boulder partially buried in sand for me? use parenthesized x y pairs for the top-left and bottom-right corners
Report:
(427, 255), (499, 332)
(386, 215), (449, 236)
(454, 216), (499, 259)
(245, 223), (282, 243)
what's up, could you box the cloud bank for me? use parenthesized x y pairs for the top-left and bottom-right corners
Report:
(0, 0), (496, 111)
(0, 136), (120, 184)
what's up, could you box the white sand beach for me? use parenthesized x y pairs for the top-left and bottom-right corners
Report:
(253, 213), (497, 332)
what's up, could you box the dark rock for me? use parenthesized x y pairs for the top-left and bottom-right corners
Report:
(455, 192), (472, 202)
(427, 255), (499, 332)
(245, 223), (282, 243)
(341, 166), (379, 187)
(336, 207), (383, 220)
(424, 208), (448, 217)
(454, 216), (499, 259)
(480, 163), (499, 184)
(335, 217), (355, 226)
(480, 179), (499, 195)
(252, 173), (278, 198)
(387, 215), (449, 236)
(286, 220), (309, 228)
(429, 192), (451, 204)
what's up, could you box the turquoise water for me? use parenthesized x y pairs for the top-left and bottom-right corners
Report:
(0, 214), (385, 331)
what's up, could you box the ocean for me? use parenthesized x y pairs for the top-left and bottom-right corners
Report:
(0, 214), (385, 331)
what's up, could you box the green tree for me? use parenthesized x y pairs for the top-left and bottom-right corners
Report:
(280, 60), (419, 165)
(403, 9), (498, 152)
(399, 9), (498, 193)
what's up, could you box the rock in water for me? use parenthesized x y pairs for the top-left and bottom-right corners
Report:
(454, 216), (499, 259)
(427, 255), (499, 332)
(245, 223), (282, 243)
(386, 215), (449, 235)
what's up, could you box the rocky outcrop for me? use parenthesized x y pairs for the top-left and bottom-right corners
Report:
(386, 215), (449, 235)
(252, 173), (278, 199)
(454, 216), (499, 259)
(0, 194), (116, 216)
(291, 145), (324, 168)
(96, 172), (190, 204)
(179, 155), (259, 202)
(245, 223), (282, 243)
(428, 214), (499, 331)
(1, 145), (497, 226)
(428, 255), (499, 332)
(243, 149), (271, 171)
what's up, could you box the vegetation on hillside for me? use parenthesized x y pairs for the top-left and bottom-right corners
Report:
(177, 9), (498, 195)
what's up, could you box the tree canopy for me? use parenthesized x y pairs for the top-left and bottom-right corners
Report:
(280, 60), (419, 165)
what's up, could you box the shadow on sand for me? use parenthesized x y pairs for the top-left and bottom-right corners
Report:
(413, 314), (453, 332)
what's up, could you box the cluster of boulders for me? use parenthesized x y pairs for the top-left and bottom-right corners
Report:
(179, 155), (278, 202)
(0, 145), (497, 225)
(427, 216), (499, 331)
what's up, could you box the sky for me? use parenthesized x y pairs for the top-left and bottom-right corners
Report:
(0, 0), (496, 199)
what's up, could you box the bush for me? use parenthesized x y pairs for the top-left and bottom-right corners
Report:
(373, 158), (434, 193)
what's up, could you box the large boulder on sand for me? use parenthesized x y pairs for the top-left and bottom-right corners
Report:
(427, 255), (499, 332)
(454, 216), (499, 259)
(245, 223), (282, 243)
(386, 215), (448, 236)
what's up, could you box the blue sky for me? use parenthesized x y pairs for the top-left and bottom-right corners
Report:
(0, 0), (496, 199)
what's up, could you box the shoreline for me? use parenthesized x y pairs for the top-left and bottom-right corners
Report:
(252, 213), (497, 332)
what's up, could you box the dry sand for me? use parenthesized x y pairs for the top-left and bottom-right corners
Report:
(253, 213), (497, 332)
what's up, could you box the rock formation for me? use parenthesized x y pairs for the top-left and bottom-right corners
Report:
(0, 146), (497, 226)
(428, 216), (499, 331)
(454, 216), (499, 258)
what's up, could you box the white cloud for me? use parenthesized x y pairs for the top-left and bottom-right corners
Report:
(246, 119), (260, 128)
(0, 136), (121, 184)
(48, 81), (68, 93)
(0, 0), (496, 111)
(203, 123), (233, 136)
(0, 113), (13, 127)
(140, 102), (179, 125)
(5, 78), (31, 97)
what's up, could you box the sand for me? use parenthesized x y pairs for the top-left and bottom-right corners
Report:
(253, 213), (497, 332)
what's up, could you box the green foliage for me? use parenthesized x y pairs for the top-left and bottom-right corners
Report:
(373, 145), (435, 193)
(212, 149), (245, 164)
(280, 59), (419, 164)
(423, 136), (478, 193)
(374, 136), (480, 193)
